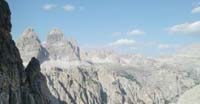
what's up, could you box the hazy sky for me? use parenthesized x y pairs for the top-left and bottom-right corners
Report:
(7, 0), (200, 56)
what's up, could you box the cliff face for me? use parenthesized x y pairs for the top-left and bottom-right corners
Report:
(0, 0), (24, 103)
(16, 28), (48, 64)
(177, 85), (200, 104)
(0, 0), (53, 104)
(16, 28), (81, 65)
(45, 28), (80, 61)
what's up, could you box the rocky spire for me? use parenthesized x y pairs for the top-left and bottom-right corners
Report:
(45, 28), (80, 61)
(46, 28), (64, 44)
(22, 27), (36, 36)
(16, 28), (48, 64)
(23, 57), (52, 104)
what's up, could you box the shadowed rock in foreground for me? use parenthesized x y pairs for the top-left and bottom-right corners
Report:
(0, 0), (58, 104)
(22, 57), (51, 104)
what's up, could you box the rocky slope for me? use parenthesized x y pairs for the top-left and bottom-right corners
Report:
(41, 59), (200, 104)
(16, 27), (200, 104)
(177, 85), (200, 104)
(0, 0), (56, 104)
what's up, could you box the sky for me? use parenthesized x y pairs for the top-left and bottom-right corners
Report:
(7, 0), (200, 56)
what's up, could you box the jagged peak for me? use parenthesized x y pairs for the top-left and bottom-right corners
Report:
(22, 27), (38, 38)
(26, 57), (40, 73)
(46, 28), (64, 44)
(16, 27), (41, 45)
(49, 28), (64, 36)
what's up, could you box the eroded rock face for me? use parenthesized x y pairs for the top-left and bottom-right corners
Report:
(0, 1), (53, 104)
(45, 28), (80, 61)
(42, 65), (107, 104)
(16, 28), (48, 64)
(46, 28), (64, 45)
(177, 85), (200, 104)
(35, 47), (200, 104)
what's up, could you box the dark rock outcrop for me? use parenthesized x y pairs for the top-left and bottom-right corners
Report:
(22, 57), (51, 104)
(0, 0), (55, 104)
(0, 0), (24, 103)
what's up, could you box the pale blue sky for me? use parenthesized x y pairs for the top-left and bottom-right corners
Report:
(7, 0), (200, 56)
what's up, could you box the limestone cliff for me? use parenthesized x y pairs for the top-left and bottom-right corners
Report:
(16, 28), (48, 64)
(45, 28), (80, 61)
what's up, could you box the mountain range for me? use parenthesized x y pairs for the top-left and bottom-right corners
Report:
(16, 27), (200, 104)
(1, 0), (200, 104)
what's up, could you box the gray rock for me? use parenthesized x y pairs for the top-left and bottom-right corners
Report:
(0, 1), (23, 103)
(16, 28), (48, 64)
(45, 28), (80, 61)
(177, 85), (200, 104)
(22, 57), (52, 104)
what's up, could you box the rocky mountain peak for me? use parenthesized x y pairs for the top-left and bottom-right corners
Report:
(44, 28), (81, 61)
(21, 27), (40, 42)
(26, 57), (41, 75)
(47, 28), (64, 44)
(22, 27), (34, 35)
(16, 28), (48, 64)
(17, 27), (81, 63)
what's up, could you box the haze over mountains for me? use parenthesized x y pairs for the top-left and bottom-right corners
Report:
(16, 27), (200, 104)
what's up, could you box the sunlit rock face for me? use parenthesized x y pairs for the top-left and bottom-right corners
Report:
(177, 85), (200, 104)
(41, 60), (200, 104)
(45, 28), (80, 61)
(16, 28), (48, 64)
(46, 28), (64, 44)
